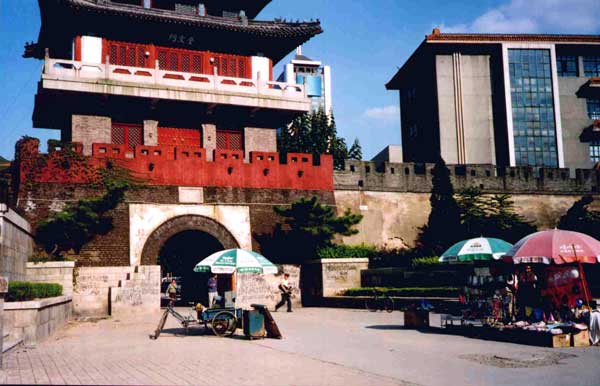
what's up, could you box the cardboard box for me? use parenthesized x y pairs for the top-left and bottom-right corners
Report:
(571, 330), (590, 347)
(404, 310), (429, 329)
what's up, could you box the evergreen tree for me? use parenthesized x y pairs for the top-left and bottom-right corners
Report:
(272, 196), (363, 260)
(348, 138), (363, 160)
(484, 194), (537, 243)
(417, 157), (464, 256)
(558, 195), (600, 238)
(278, 109), (349, 170)
(456, 187), (488, 238)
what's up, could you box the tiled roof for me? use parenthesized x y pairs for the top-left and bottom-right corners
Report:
(426, 29), (600, 44)
(63, 0), (322, 38)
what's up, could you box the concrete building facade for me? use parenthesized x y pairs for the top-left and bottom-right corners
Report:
(387, 29), (600, 170)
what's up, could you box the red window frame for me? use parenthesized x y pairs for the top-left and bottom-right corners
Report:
(112, 123), (143, 149)
(216, 130), (244, 150)
(157, 127), (202, 147)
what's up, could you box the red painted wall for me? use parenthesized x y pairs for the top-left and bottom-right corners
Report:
(16, 139), (333, 191)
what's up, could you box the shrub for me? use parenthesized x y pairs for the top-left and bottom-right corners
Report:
(28, 253), (70, 264)
(316, 244), (376, 259)
(343, 287), (460, 298)
(6, 282), (63, 302)
(410, 256), (441, 268)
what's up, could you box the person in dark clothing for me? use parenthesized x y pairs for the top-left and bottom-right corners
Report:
(207, 274), (218, 307)
(274, 273), (292, 312)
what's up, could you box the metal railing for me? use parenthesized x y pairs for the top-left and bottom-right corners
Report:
(44, 57), (307, 100)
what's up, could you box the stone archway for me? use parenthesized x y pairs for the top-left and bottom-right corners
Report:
(140, 215), (240, 266)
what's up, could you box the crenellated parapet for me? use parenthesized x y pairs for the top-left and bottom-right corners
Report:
(15, 138), (333, 191)
(335, 160), (599, 195)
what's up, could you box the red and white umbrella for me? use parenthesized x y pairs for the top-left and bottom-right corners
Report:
(504, 229), (600, 265)
(505, 229), (600, 306)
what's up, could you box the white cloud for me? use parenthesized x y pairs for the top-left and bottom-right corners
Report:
(362, 105), (400, 121)
(438, 0), (600, 34)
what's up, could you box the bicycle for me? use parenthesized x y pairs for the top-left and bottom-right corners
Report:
(364, 290), (394, 313)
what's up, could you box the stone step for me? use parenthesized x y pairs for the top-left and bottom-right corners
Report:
(2, 336), (23, 354)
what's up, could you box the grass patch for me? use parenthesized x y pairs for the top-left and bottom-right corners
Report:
(7, 281), (63, 302)
(343, 287), (460, 298)
(316, 244), (377, 259)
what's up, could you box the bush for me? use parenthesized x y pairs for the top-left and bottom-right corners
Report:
(316, 244), (376, 259)
(6, 282), (63, 302)
(28, 253), (70, 264)
(343, 287), (460, 298)
(410, 256), (441, 268)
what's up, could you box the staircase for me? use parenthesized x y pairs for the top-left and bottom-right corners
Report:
(109, 265), (161, 317)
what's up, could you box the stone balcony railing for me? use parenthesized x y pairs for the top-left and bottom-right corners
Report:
(41, 57), (310, 111)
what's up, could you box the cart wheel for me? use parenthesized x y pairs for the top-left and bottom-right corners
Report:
(211, 311), (237, 337)
(383, 297), (394, 313)
(365, 298), (378, 312)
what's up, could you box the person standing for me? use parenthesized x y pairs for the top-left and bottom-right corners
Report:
(274, 273), (292, 312)
(166, 279), (178, 306)
(207, 274), (218, 307)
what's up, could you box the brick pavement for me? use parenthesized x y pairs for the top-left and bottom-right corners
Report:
(1, 309), (414, 386)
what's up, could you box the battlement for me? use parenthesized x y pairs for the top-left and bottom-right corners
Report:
(335, 160), (599, 195)
(16, 138), (333, 191)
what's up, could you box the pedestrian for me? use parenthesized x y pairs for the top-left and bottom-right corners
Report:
(166, 279), (178, 306)
(207, 274), (218, 307)
(274, 273), (293, 312)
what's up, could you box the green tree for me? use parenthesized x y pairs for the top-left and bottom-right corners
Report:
(35, 169), (131, 258)
(558, 195), (600, 238)
(484, 194), (537, 243)
(272, 196), (363, 260)
(278, 109), (349, 170)
(456, 186), (489, 237)
(348, 138), (363, 160)
(417, 158), (464, 255)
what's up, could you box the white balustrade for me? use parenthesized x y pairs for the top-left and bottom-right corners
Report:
(44, 58), (307, 100)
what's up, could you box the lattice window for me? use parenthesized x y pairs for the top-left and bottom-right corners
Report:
(158, 50), (167, 69)
(118, 47), (126, 65)
(110, 45), (117, 65)
(192, 55), (202, 73)
(111, 126), (126, 145)
(221, 58), (228, 76)
(181, 54), (190, 73)
(112, 124), (143, 148)
(169, 52), (178, 71)
(137, 47), (146, 67)
(216, 130), (243, 150)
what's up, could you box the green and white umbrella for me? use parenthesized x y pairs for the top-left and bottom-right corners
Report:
(193, 249), (278, 274)
(439, 237), (513, 263)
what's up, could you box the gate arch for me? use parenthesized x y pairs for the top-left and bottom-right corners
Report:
(140, 215), (240, 265)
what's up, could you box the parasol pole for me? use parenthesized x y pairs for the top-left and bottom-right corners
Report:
(572, 244), (591, 307)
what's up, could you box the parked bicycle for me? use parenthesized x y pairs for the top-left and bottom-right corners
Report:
(364, 290), (394, 312)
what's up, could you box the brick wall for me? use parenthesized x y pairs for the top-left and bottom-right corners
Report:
(71, 115), (111, 155)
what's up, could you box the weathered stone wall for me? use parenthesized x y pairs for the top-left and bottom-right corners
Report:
(335, 190), (600, 249)
(73, 266), (160, 316)
(3, 296), (72, 346)
(236, 265), (301, 310)
(0, 205), (34, 282)
(26, 262), (75, 296)
(71, 115), (111, 155)
(0, 277), (7, 366)
(244, 127), (277, 161)
(302, 259), (369, 298)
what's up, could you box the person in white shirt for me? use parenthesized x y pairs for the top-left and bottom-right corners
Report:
(274, 273), (292, 312)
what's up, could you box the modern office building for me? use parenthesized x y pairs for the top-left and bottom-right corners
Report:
(386, 28), (600, 169)
(278, 47), (332, 114)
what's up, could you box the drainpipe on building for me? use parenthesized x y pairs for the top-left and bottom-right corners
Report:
(0, 276), (8, 367)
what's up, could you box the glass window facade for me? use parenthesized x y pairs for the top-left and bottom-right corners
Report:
(587, 99), (600, 120)
(509, 49), (558, 167)
(584, 56), (600, 77)
(590, 142), (600, 163)
(557, 55), (578, 77)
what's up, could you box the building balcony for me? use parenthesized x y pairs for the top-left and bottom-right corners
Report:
(33, 57), (310, 129)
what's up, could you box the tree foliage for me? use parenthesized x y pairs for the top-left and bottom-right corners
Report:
(348, 138), (363, 160)
(558, 195), (600, 238)
(416, 158), (464, 256)
(35, 168), (131, 257)
(278, 109), (349, 170)
(263, 196), (363, 261)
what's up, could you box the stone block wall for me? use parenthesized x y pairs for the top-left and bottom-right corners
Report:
(26, 262), (75, 296)
(3, 296), (72, 346)
(74, 265), (160, 316)
(71, 115), (111, 155)
(0, 204), (34, 282)
(236, 265), (301, 310)
(244, 127), (277, 161)
(303, 259), (369, 298)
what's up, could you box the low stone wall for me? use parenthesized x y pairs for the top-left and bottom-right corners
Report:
(0, 204), (34, 282)
(3, 296), (72, 346)
(236, 265), (301, 310)
(303, 259), (369, 299)
(26, 261), (75, 296)
(0, 277), (7, 366)
(74, 266), (160, 317)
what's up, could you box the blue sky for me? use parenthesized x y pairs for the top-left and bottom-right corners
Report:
(1, 0), (600, 160)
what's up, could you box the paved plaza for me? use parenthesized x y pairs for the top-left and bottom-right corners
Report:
(1, 308), (599, 386)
